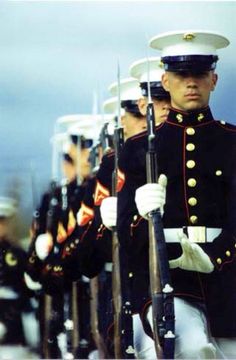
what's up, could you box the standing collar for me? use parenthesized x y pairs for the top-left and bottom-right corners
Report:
(167, 106), (214, 127)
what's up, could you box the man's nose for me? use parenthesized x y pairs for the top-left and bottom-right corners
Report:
(186, 76), (198, 87)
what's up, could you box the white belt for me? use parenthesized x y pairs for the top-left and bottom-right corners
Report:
(104, 262), (113, 272)
(164, 227), (222, 243)
(0, 287), (19, 299)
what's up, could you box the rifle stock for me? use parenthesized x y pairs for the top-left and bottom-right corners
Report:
(42, 294), (53, 359)
(90, 277), (109, 358)
(71, 281), (80, 355)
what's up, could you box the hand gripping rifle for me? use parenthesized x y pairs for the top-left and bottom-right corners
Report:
(112, 62), (135, 359)
(99, 121), (114, 155)
(146, 59), (175, 359)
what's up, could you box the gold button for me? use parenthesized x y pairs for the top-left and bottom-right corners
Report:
(197, 113), (204, 121)
(190, 215), (198, 224)
(176, 114), (183, 123)
(70, 243), (75, 249)
(75, 239), (79, 244)
(129, 272), (133, 278)
(187, 178), (197, 187)
(226, 251), (231, 257)
(133, 215), (138, 221)
(216, 258), (222, 265)
(188, 197), (197, 206)
(186, 127), (195, 135)
(186, 143), (195, 151)
(66, 247), (70, 252)
(215, 170), (222, 176)
(186, 160), (196, 169)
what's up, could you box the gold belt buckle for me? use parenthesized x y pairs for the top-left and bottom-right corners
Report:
(184, 226), (206, 243)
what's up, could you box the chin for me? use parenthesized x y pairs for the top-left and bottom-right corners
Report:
(184, 102), (204, 111)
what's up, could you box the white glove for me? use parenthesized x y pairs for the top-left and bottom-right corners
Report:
(169, 231), (214, 273)
(35, 233), (53, 260)
(135, 174), (167, 219)
(24, 272), (42, 291)
(100, 196), (117, 229)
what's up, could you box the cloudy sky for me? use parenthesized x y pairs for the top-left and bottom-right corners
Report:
(0, 0), (235, 236)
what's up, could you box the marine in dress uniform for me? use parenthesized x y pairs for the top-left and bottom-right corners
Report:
(0, 197), (37, 359)
(116, 30), (236, 359)
(25, 118), (96, 359)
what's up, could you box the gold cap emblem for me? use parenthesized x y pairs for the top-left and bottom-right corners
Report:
(183, 32), (196, 41)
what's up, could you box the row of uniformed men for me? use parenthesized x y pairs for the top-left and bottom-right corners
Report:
(25, 29), (236, 359)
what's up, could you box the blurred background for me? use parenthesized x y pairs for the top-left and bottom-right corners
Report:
(0, 0), (235, 240)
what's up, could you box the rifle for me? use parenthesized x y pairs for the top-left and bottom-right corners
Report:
(88, 142), (100, 175)
(99, 122), (114, 155)
(88, 126), (111, 358)
(112, 62), (135, 359)
(42, 293), (52, 359)
(43, 178), (61, 359)
(43, 132), (66, 359)
(60, 179), (79, 360)
(111, 116), (123, 359)
(90, 276), (109, 358)
(146, 60), (175, 358)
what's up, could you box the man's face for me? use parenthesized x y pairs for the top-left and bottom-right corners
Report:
(61, 160), (77, 183)
(0, 218), (10, 240)
(138, 97), (170, 124)
(121, 112), (146, 139)
(67, 143), (91, 180)
(162, 71), (218, 112)
(78, 148), (91, 179)
(152, 98), (170, 123)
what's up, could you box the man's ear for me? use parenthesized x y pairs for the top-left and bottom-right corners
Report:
(138, 97), (147, 116)
(211, 72), (218, 91)
(162, 73), (170, 92)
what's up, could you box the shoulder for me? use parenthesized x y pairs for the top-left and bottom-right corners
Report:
(119, 134), (147, 174)
(101, 150), (115, 167)
(97, 151), (115, 180)
(215, 120), (236, 133)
